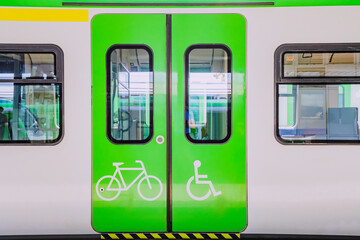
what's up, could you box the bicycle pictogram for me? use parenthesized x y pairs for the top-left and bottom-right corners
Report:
(96, 160), (163, 201)
(186, 160), (222, 201)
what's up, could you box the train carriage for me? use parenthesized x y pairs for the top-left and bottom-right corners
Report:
(0, 1), (360, 239)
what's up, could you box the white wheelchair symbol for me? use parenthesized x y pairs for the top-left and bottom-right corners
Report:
(96, 160), (163, 201)
(186, 160), (222, 201)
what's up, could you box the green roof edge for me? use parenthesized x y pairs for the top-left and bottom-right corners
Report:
(1, 0), (360, 8)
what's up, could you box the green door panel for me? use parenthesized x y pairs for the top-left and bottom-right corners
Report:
(171, 14), (247, 232)
(92, 14), (167, 232)
(92, 13), (246, 233)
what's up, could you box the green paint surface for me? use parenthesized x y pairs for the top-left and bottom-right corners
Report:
(0, 0), (61, 7)
(344, 84), (351, 107)
(286, 85), (294, 126)
(65, 0), (270, 3)
(3, 0), (360, 8)
(92, 13), (246, 233)
(287, 97), (294, 126)
(171, 14), (247, 232)
(92, 14), (167, 232)
(275, 0), (360, 7)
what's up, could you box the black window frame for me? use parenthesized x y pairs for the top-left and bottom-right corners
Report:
(185, 44), (232, 144)
(275, 43), (360, 144)
(106, 44), (154, 145)
(0, 44), (64, 145)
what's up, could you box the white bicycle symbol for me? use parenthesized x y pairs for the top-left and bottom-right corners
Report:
(96, 160), (163, 201)
(186, 160), (222, 201)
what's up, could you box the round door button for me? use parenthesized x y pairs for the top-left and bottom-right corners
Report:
(156, 135), (165, 144)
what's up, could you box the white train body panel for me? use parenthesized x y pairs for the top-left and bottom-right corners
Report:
(0, 5), (359, 236)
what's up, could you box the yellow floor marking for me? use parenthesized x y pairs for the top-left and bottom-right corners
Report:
(221, 233), (232, 239)
(179, 233), (190, 239)
(108, 234), (120, 239)
(0, 8), (88, 22)
(193, 233), (204, 239)
(151, 233), (162, 239)
(101, 236), (105, 240)
(165, 233), (176, 239)
(207, 233), (218, 239)
(123, 233), (133, 239)
(137, 233), (147, 239)
(236, 233), (240, 239)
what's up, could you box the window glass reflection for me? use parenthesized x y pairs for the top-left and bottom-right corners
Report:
(186, 47), (231, 142)
(0, 83), (61, 142)
(108, 47), (153, 142)
(0, 53), (55, 79)
(284, 52), (360, 77)
(278, 84), (360, 141)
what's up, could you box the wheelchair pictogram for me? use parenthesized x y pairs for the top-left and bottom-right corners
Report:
(186, 160), (222, 201)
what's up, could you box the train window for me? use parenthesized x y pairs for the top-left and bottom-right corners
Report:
(185, 45), (232, 143)
(106, 45), (153, 144)
(0, 45), (63, 144)
(0, 53), (55, 79)
(284, 52), (360, 78)
(275, 44), (360, 143)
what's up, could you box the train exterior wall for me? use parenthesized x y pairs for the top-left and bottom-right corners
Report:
(0, 5), (360, 236)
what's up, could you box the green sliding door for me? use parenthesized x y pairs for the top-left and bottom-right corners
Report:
(92, 14), (246, 233)
(172, 14), (247, 232)
(92, 14), (167, 232)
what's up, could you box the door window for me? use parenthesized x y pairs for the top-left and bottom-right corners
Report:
(185, 45), (232, 143)
(107, 45), (153, 143)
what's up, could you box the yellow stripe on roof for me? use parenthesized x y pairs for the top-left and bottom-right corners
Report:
(0, 8), (88, 22)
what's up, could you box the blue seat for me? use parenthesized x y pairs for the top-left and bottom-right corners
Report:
(327, 107), (359, 140)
